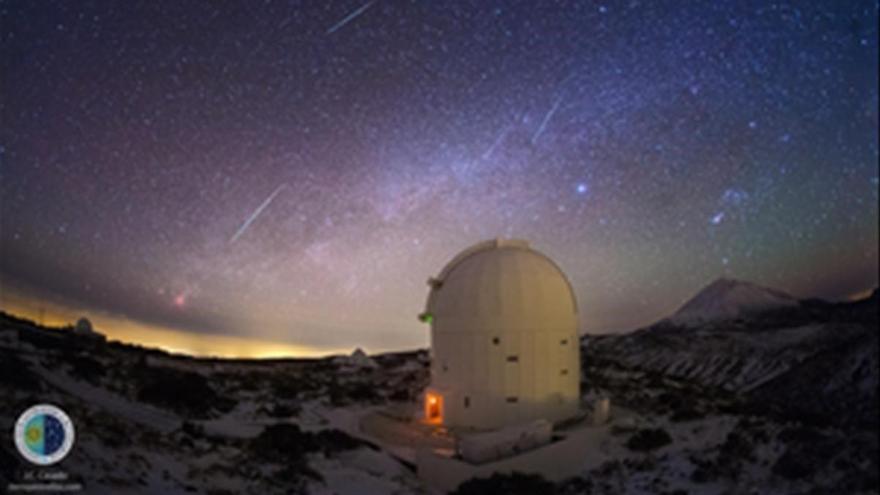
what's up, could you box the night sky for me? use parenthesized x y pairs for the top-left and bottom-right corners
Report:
(1, 1), (877, 355)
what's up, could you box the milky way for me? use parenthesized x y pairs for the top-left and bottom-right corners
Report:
(1, 1), (877, 352)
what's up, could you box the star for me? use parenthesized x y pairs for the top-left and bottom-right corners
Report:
(0, 0), (874, 351)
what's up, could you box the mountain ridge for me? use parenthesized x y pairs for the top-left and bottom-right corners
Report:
(666, 276), (799, 326)
(0, 280), (877, 493)
(585, 278), (878, 427)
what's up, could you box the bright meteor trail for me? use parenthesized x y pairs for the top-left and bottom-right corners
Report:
(326, 1), (375, 35)
(228, 184), (287, 244)
(531, 97), (563, 145)
(0, 0), (876, 352)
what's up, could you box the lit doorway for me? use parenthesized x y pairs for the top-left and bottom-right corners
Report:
(425, 392), (443, 423)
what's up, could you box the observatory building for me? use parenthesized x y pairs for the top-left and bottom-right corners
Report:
(419, 238), (581, 429)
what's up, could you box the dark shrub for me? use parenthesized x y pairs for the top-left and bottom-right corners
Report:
(777, 425), (826, 445)
(0, 353), (42, 390)
(251, 423), (314, 463)
(93, 415), (131, 448)
(452, 472), (557, 495)
(247, 421), (333, 490)
(626, 428), (672, 452)
(670, 400), (704, 422)
(271, 377), (305, 399)
(312, 429), (371, 455)
(17, 328), (80, 352)
(772, 429), (836, 481)
(736, 417), (770, 443)
(690, 465), (712, 484)
(181, 421), (205, 438)
(719, 431), (753, 462)
(274, 462), (322, 488)
(135, 366), (232, 417)
(772, 448), (817, 480)
(271, 373), (328, 400)
(68, 355), (105, 384)
(267, 402), (300, 418)
(624, 457), (656, 471)
(0, 443), (21, 479)
(558, 476), (592, 494)
(329, 381), (381, 406)
(250, 424), (368, 464)
(347, 382), (380, 402)
(388, 388), (412, 402)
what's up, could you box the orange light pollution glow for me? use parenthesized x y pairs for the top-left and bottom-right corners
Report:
(0, 289), (348, 359)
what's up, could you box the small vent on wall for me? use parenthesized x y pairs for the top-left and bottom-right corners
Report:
(506, 355), (519, 362)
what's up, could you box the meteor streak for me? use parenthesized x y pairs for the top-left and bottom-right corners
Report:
(326, 1), (375, 35)
(531, 97), (563, 145)
(229, 184), (287, 244)
(482, 124), (512, 160)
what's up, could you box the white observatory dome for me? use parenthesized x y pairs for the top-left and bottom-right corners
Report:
(421, 239), (580, 429)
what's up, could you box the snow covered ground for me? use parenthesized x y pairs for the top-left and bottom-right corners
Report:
(0, 283), (877, 494)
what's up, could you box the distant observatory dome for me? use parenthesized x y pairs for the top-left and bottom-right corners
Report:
(73, 316), (105, 340)
(421, 239), (580, 429)
(75, 317), (93, 334)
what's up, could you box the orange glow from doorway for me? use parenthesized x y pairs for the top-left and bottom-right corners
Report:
(425, 392), (442, 423)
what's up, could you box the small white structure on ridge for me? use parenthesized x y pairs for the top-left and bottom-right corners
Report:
(73, 317), (105, 341)
(333, 347), (378, 369)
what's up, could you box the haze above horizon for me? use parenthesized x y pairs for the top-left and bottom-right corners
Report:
(1, 1), (877, 353)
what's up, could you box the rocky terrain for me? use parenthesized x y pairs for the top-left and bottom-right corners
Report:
(582, 280), (878, 494)
(0, 278), (877, 494)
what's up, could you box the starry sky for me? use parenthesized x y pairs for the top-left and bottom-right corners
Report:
(1, 1), (878, 356)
